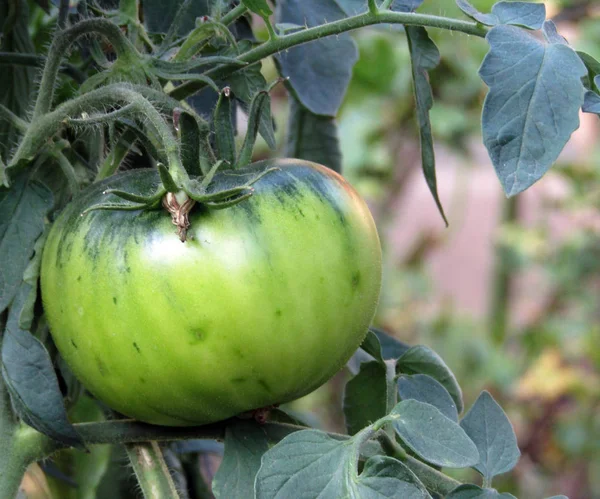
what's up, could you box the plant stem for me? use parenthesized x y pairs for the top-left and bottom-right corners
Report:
(169, 10), (488, 100)
(10, 85), (186, 184)
(376, 431), (460, 495)
(404, 456), (461, 495)
(57, 0), (70, 30)
(0, 336), (23, 499)
(125, 442), (180, 499)
(32, 18), (139, 120)
(0, 104), (28, 132)
(489, 195), (519, 345)
(220, 3), (247, 26)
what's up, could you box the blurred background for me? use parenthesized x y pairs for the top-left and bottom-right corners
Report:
(273, 1), (600, 498)
(16, 0), (600, 498)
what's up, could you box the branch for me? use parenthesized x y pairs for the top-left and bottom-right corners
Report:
(169, 9), (488, 100)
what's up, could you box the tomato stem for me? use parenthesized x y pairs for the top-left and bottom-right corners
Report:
(125, 442), (181, 499)
(32, 19), (140, 121)
(169, 10), (488, 101)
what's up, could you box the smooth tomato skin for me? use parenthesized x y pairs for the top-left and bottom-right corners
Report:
(41, 159), (382, 426)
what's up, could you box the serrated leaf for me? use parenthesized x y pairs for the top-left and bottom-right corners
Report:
(459, 391), (520, 481)
(286, 96), (342, 173)
(255, 429), (431, 498)
(397, 345), (463, 413)
(398, 374), (458, 422)
(0, 173), (53, 314)
(275, 0), (358, 116)
(406, 26), (447, 226)
(456, 1), (545, 29)
(344, 361), (388, 435)
(2, 283), (84, 448)
(242, 0), (272, 17)
(446, 484), (517, 498)
(212, 420), (269, 499)
(479, 23), (586, 196)
(390, 400), (479, 468)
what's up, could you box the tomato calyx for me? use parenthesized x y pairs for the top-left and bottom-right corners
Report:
(162, 192), (195, 242)
(82, 162), (280, 241)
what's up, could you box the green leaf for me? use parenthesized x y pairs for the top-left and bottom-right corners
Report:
(577, 51), (600, 91)
(0, 173), (53, 314)
(370, 327), (411, 360)
(275, 0), (358, 116)
(397, 345), (463, 413)
(2, 283), (84, 448)
(344, 360), (388, 435)
(238, 91), (274, 167)
(456, 0), (545, 29)
(355, 456), (432, 498)
(480, 22), (587, 196)
(390, 400), (479, 468)
(459, 391), (520, 481)
(398, 374), (458, 422)
(255, 429), (431, 498)
(446, 484), (517, 498)
(285, 96), (342, 173)
(583, 79), (600, 115)
(212, 420), (270, 499)
(406, 26), (447, 226)
(178, 110), (209, 177)
(360, 329), (385, 364)
(19, 229), (49, 330)
(242, 0), (272, 17)
(213, 90), (236, 168)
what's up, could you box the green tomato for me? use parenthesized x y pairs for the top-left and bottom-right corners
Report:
(41, 159), (382, 426)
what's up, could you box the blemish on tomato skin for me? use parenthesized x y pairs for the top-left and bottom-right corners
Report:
(189, 328), (207, 345)
(275, 308), (283, 318)
(113, 296), (117, 305)
(257, 379), (272, 394)
(231, 377), (247, 384)
(70, 339), (78, 349)
(139, 377), (147, 384)
(351, 271), (361, 289)
(96, 357), (108, 376)
(133, 342), (141, 353)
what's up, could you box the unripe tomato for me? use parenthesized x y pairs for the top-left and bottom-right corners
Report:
(41, 159), (382, 426)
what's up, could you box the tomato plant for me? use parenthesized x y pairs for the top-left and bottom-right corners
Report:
(0, 0), (597, 498)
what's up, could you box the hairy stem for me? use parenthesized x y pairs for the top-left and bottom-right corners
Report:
(11, 85), (187, 184)
(126, 442), (180, 499)
(169, 10), (488, 100)
(32, 19), (139, 120)
(404, 456), (461, 495)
